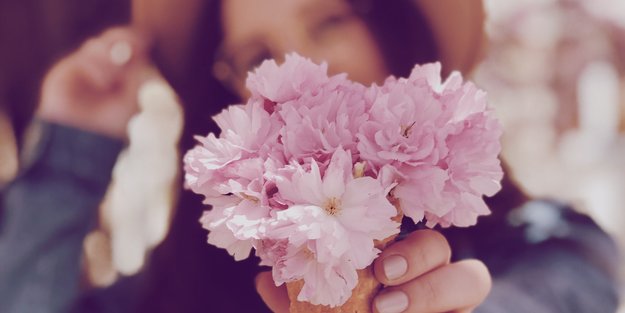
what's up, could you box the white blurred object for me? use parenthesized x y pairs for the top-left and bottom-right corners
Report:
(99, 77), (183, 278)
(577, 61), (620, 139)
(517, 8), (563, 49)
(559, 62), (620, 165)
(579, 0), (625, 28)
(480, 0), (625, 247)
(484, 0), (556, 23)
(482, 0), (625, 309)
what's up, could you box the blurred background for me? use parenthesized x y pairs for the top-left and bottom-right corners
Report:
(480, 1), (625, 309)
(0, 0), (623, 311)
(479, 0), (625, 291)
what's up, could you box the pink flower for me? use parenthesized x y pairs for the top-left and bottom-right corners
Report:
(427, 102), (504, 227)
(212, 101), (281, 156)
(183, 54), (504, 306)
(257, 238), (360, 306)
(183, 101), (281, 201)
(357, 63), (503, 227)
(183, 136), (241, 199)
(357, 68), (448, 170)
(264, 148), (400, 306)
(255, 239), (288, 267)
(393, 165), (453, 222)
(199, 199), (269, 261)
(278, 82), (369, 163)
(246, 53), (342, 104)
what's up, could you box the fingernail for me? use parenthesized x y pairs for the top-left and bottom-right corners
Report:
(375, 290), (409, 313)
(383, 255), (408, 280)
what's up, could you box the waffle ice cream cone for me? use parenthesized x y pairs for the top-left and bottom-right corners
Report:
(286, 265), (381, 313)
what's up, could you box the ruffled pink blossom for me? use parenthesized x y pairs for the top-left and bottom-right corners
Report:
(356, 66), (448, 170)
(183, 101), (281, 202)
(184, 53), (503, 307)
(246, 53), (340, 104)
(199, 199), (267, 261)
(278, 82), (368, 163)
(212, 102), (280, 154)
(264, 148), (399, 306)
(357, 63), (502, 226)
(393, 165), (452, 221)
(427, 109), (503, 226)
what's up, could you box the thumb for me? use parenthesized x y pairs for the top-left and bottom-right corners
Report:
(255, 271), (290, 313)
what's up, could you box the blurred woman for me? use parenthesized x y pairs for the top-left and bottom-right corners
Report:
(0, 0), (620, 312)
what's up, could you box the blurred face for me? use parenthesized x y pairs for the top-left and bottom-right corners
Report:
(220, 0), (389, 96)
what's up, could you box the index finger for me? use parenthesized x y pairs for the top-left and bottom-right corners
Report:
(95, 26), (151, 59)
(72, 27), (152, 90)
(373, 260), (492, 313)
(373, 229), (451, 286)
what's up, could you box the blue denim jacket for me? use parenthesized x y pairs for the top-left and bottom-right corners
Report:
(0, 122), (122, 313)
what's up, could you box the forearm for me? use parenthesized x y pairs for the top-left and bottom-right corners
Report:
(0, 121), (123, 313)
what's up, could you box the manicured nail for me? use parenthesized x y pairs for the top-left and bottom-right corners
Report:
(383, 255), (408, 280)
(375, 290), (409, 313)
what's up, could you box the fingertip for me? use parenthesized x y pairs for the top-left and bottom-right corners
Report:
(255, 271), (290, 313)
(413, 229), (451, 259)
(374, 229), (451, 286)
(95, 27), (152, 62)
(372, 289), (409, 313)
(455, 259), (492, 300)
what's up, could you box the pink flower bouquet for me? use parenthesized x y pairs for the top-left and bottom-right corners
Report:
(184, 53), (503, 312)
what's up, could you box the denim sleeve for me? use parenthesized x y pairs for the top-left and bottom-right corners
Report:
(0, 122), (123, 313)
(470, 201), (621, 313)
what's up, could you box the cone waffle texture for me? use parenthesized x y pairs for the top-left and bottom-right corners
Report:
(287, 266), (380, 313)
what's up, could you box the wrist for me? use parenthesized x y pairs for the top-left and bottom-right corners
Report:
(36, 98), (133, 141)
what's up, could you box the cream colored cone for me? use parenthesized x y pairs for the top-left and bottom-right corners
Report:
(287, 265), (381, 313)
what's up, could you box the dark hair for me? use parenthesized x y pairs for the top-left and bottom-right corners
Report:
(156, 0), (440, 148)
(349, 0), (439, 78)
(144, 2), (448, 311)
(155, 0), (527, 236)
